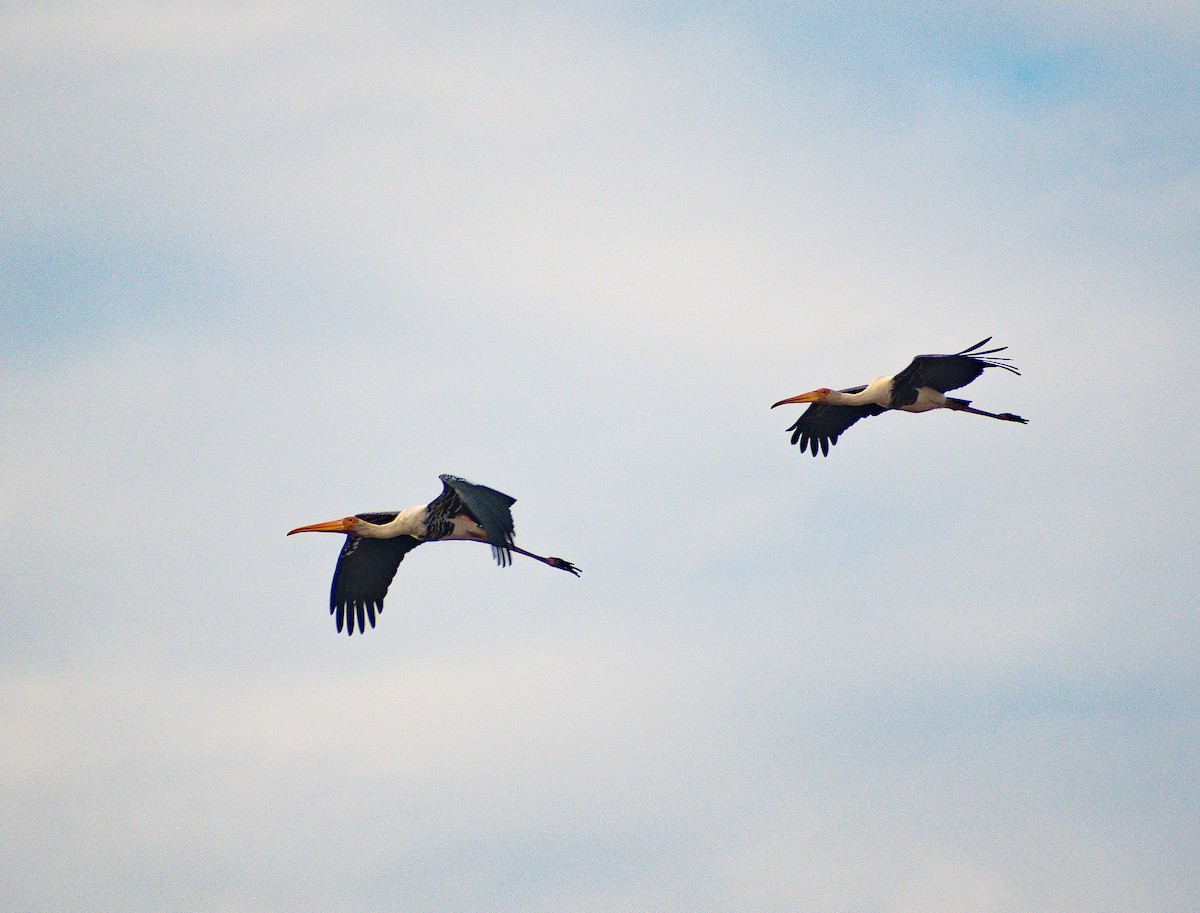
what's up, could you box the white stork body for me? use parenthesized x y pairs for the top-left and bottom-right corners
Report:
(345, 505), (490, 544)
(288, 474), (580, 635)
(828, 376), (949, 413)
(772, 338), (1027, 456)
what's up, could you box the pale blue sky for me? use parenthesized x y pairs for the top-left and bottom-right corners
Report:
(2, 3), (1198, 911)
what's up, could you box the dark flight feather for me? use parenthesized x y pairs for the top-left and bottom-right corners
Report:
(890, 337), (1020, 405)
(436, 474), (518, 567)
(785, 386), (886, 457)
(328, 520), (421, 636)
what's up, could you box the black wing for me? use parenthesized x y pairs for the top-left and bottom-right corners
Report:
(431, 474), (518, 567)
(329, 526), (422, 635)
(892, 337), (1021, 400)
(785, 386), (886, 457)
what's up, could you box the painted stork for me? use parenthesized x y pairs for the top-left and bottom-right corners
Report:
(771, 338), (1028, 457)
(288, 474), (580, 635)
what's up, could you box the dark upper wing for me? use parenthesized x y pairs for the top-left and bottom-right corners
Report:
(434, 474), (518, 566)
(892, 338), (1021, 397)
(329, 531), (422, 635)
(785, 386), (886, 457)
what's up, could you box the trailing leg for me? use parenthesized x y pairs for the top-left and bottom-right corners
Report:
(947, 398), (1028, 424)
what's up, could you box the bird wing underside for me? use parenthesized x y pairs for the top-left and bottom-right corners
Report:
(432, 474), (518, 566)
(892, 337), (1021, 398)
(329, 534), (422, 635)
(786, 386), (885, 457)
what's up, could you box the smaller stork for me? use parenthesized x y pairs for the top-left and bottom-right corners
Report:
(288, 474), (580, 635)
(772, 338), (1028, 457)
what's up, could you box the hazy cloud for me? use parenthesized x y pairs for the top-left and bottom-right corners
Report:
(2, 3), (1197, 911)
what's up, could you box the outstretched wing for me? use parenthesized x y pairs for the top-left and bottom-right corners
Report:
(892, 337), (1021, 397)
(785, 386), (886, 457)
(329, 522), (422, 635)
(434, 474), (518, 566)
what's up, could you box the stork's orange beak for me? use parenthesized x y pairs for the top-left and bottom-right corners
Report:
(287, 517), (357, 536)
(771, 389), (826, 409)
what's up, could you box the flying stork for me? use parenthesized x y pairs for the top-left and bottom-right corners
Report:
(771, 338), (1028, 457)
(288, 474), (580, 635)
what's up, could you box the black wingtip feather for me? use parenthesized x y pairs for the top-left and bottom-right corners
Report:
(953, 337), (1020, 369)
(956, 337), (994, 355)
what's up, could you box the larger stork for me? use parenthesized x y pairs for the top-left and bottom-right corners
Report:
(288, 474), (580, 635)
(771, 338), (1027, 457)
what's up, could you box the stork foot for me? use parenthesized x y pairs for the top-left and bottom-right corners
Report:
(547, 557), (582, 576)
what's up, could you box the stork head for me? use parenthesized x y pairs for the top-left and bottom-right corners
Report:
(771, 388), (832, 409)
(287, 516), (362, 536)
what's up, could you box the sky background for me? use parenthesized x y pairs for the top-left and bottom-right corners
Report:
(2, 2), (1198, 911)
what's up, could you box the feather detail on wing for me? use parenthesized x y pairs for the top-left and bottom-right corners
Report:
(892, 337), (1021, 398)
(329, 533), (422, 635)
(437, 474), (518, 567)
(785, 386), (886, 457)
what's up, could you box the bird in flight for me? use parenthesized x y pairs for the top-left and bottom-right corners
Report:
(288, 474), (580, 635)
(771, 338), (1027, 457)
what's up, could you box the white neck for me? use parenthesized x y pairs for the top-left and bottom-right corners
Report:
(827, 376), (893, 407)
(356, 505), (428, 538)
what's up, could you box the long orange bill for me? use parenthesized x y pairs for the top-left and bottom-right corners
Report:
(286, 517), (356, 536)
(771, 390), (824, 409)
